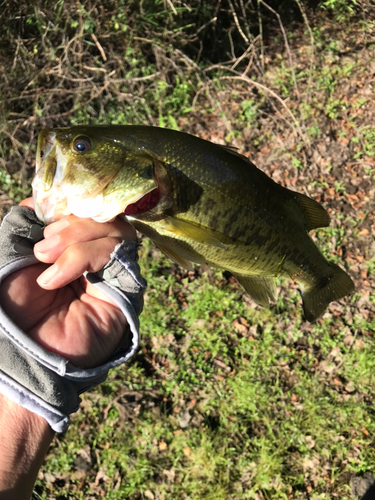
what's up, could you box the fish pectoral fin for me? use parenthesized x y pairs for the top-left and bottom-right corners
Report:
(293, 192), (330, 230)
(162, 216), (227, 249)
(232, 274), (277, 307)
(155, 242), (195, 271)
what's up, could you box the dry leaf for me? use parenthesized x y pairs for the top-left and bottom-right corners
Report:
(183, 446), (192, 457)
(159, 441), (167, 451)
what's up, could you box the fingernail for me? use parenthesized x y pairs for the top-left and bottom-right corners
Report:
(34, 234), (60, 254)
(44, 218), (70, 238)
(37, 264), (58, 286)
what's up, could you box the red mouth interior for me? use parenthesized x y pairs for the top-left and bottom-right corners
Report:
(122, 187), (160, 216)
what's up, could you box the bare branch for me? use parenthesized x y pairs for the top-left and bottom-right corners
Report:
(259, 1), (300, 104)
(206, 65), (307, 143)
(91, 33), (107, 62)
(228, 0), (250, 44)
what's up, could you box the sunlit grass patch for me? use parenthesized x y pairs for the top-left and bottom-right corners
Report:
(36, 240), (370, 499)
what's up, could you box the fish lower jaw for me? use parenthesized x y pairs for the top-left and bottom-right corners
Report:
(34, 195), (70, 224)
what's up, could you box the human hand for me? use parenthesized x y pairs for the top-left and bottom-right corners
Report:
(0, 198), (143, 498)
(0, 197), (137, 369)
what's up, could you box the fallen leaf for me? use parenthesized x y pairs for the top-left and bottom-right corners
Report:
(183, 446), (192, 457)
(187, 398), (197, 409)
(162, 467), (176, 483)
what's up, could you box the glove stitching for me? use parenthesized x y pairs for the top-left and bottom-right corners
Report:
(0, 317), (57, 369)
(0, 370), (68, 418)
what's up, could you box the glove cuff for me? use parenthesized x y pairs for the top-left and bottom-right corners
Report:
(0, 206), (146, 432)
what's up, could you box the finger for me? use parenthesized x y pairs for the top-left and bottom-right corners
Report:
(44, 215), (135, 239)
(43, 215), (79, 237)
(35, 217), (136, 263)
(36, 237), (122, 289)
(19, 197), (34, 209)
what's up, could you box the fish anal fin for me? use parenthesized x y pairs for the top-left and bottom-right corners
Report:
(233, 274), (277, 307)
(155, 242), (194, 271)
(163, 216), (227, 249)
(294, 192), (330, 230)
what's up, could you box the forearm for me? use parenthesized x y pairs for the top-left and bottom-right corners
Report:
(0, 393), (54, 500)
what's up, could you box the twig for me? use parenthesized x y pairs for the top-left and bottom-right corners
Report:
(133, 36), (155, 44)
(238, 0), (252, 42)
(242, 48), (256, 76)
(11, 37), (21, 72)
(83, 65), (107, 73)
(260, 1), (300, 105)
(231, 35), (260, 71)
(192, 84), (210, 109)
(228, 0), (249, 44)
(206, 65), (306, 142)
(166, 0), (177, 15)
(112, 89), (152, 125)
(91, 33), (107, 62)
(2, 129), (23, 149)
(112, 72), (161, 83)
(196, 16), (217, 35)
(228, 27), (236, 60)
(22, 81), (111, 123)
(294, 0), (316, 104)
(173, 49), (201, 71)
(257, 0), (264, 74)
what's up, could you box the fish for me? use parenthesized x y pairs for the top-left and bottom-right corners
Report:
(32, 125), (354, 322)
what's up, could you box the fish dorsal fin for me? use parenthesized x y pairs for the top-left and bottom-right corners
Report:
(217, 144), (249, 161)
(155, 242), (194, 271)
(220, 145), (239, 153)
(293, 192), (330, 230)
(232, 274), (277, 307)
(161, 216), (227, 249)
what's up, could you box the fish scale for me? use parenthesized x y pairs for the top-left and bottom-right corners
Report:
(32, 125), (354, 322)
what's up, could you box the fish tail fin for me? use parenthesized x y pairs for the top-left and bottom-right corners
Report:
(301, 263), (354, 322)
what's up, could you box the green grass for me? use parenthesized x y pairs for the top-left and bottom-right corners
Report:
(0, 170), (31, 202)
(33, 243), (375, 499)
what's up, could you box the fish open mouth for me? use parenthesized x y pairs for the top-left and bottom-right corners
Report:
(121, 187), (160, 216)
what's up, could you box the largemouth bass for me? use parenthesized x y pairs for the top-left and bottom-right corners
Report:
(32, 125), (354, 322)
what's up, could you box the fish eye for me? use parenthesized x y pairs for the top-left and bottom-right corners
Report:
(73, 136), (92, 153)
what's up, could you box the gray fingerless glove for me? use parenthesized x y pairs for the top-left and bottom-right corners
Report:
(0, 206), (146, 432)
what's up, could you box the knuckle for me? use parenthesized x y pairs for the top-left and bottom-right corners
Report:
(64, 244), (82, 261)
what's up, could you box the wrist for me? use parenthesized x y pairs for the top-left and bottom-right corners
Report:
(0, 393), (54, 499)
